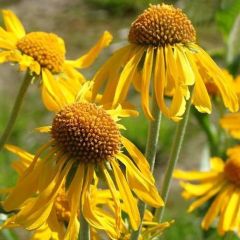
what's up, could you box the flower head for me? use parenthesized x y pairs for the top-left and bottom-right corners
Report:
(0, 10), (112, 110)
(92, 4), (238, 121)
(2, 83), (163, 239)
(174, 146), (240, 235)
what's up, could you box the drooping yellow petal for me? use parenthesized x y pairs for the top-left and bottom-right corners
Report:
(100, 163), (121, 230)
(64, 163), (85, 240)
(117, 153), (164, 207)
(184, 49), (212, 113)
(66, 31), (112, 69)
(141, 47), (154, 120)
(42, 69), (67, 111)
(175, 45), (195, 86)
(154, 47), (186, 121)
(10, 160), (72, 230)
(121, 136), (154, 183)
(113, 46), (143, 106)
(111, 160), (140, 230)
(194, 45), (239, 112)
(2, 10), (26, 39)
(92, 45), (131, 101)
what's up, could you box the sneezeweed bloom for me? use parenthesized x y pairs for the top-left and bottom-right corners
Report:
(0, 10), (112, 109)
(174, 146), (240, 236)
(92, 4), (238, 121)
(2, 83), (163, 239)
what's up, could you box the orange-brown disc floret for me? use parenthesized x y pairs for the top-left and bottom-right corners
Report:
(224, 157), (240, 185)
(17, 32), (65, 73)
(51, 103), (121, 163)
(128, 4), (196, 46)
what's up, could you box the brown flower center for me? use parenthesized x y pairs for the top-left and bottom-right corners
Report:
(17, 32), (65, 73)
(224, 157), (240, 185)
(51, 103), (121, 163)
(128, 4), (196, 46)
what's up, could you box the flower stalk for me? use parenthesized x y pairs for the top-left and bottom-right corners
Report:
(79, 214), (90, 240)
(130, 91), (162, 240)
(155, 91), (192, 223)
(0, 71), (33, 153)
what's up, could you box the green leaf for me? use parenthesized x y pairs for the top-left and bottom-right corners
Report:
(215, 0), (240, 39)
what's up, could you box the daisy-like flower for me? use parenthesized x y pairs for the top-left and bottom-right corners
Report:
(1, 82), (163, 240)
(174, 145), (240, 235)
(92, 4), (238, 121)
(0, 10), (112, 109)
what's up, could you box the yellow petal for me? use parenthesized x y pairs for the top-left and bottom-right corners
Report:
(194, 45), (239, 112)
(111, 160), (140, 230)
(222, 188), (239, 231)
(92, 45), (131, 101)
(174, 169), (221, 181)
(201, 185), (233, 230)
(188, 181), (225, 212)
(2, 10), (26, 39)
(154, 47), (186, 121)
(42, 69), (67, 111)
(121, 136), (154, 183)
(100, 163), (121, 229)
(141, 47), (154, 120)
(117, 153), (164, 207)
(113, 46), (143, 106)
(66, 31), (112, 69)
(64, 163), (85, 240)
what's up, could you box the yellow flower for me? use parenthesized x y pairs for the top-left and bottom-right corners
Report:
(174, 146), (240, 236)
(92, 4), (238, 121)
(2, 83), (163, 240)
(0, 10), (112, 109)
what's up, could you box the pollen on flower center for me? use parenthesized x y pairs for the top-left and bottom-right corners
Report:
(51, 103), (121, 163)
(224, 157), (240, 185)
(16, 32), (65, 73)
(128, 4), (196, 46)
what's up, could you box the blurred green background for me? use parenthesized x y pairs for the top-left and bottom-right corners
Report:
(0, 0), (240, 239)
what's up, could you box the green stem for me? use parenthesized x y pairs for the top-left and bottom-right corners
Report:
(79, 214), (90, 240)
(224, 232), (234, 240)
(155, 94), (192, 223)
(130, 93), (162, 240)
(0, 72), (33, 152)
(193, 109), (218, 156)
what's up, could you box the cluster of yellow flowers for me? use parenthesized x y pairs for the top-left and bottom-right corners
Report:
(0, 3), (240, 240)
